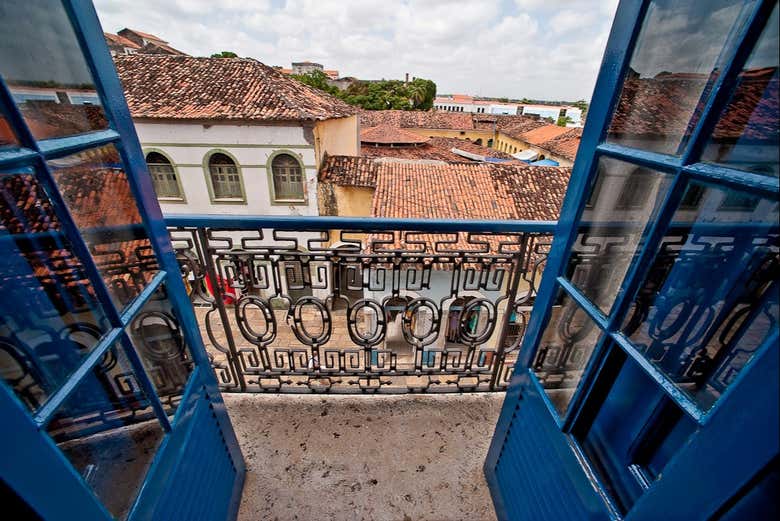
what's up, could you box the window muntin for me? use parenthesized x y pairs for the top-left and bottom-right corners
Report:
(606, 0), (756, 155)
(125, 284), (194, 416)
(0, 0), (109, 140)
(620, 182), (779, 411)
(45, 341), (164, 520)
(701, 3), (779, 178)
(532, 289), (603, 417)
(565, 157), (673, 313)
(208, 152), (242, 200)
(0, 173), (110, 413)
(48, 144), (159, 308)
(271, 153), (305, 201)
(145, 151), (182, 199)
(576, 348), (698, 515)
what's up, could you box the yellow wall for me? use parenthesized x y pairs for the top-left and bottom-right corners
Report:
(314, 115), (359, 167)
(333, 185), (374, 217)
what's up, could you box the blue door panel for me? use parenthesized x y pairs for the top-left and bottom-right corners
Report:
(493, 370), (610, 521)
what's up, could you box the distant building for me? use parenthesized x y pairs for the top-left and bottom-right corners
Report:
(104, 28), (187, 57)
(359, 110), (582, 167)
(288, 61), (339, 79)
(520, 104), (583, 126)
(114, 55), (358, 217)
(104, 32), (141, 56)
(434, 95), (519, 115)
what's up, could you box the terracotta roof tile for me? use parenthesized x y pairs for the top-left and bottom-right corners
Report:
(320, 155), (571, 222)
(360, 125), (429, 144)
(360, 144), (465, 162)
(427, 137), (515, 160)
(541, 127), (583, 161)
(516, 124), (571, 146)
(115, 55), (355, 122)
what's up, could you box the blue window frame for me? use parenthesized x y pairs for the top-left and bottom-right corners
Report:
(486, 0), (779, 519)
(0, 1), (244, 519)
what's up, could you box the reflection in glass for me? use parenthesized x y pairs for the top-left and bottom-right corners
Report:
(0, 0), (108, 140)
(532, 289), (602, 416)
(577, 349), (697, 515)
(607, 0), (756, 155)
(49, 145), (159, 307)
(0, 113), (18, 147)
(702, 3), (779, 177)
(566, 157), (673, 313)
(621, 182), (779, 410)
(126, 285), (194, 415)
(46, 344), (163, 520)
(0, 173), (109, 411)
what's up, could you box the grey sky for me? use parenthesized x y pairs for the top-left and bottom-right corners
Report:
(94, 0), (619, 101)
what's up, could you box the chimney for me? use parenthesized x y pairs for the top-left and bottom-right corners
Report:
(405, 72), (409, 83)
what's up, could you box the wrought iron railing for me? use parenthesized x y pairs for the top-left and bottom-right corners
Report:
(166, 216), (557, 393)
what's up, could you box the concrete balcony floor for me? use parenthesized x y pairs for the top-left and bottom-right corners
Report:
(224, 393), (504, 521)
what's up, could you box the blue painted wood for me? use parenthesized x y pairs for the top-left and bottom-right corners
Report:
(487, 0), (779, 519)
(0, 1), (244, 519)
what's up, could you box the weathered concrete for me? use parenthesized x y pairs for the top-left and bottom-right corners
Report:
(223, 393), (503, 521)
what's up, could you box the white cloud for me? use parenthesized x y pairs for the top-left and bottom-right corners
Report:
(94, 0), (619, 100)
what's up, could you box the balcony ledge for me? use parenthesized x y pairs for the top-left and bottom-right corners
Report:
(224, 392), (503, 521)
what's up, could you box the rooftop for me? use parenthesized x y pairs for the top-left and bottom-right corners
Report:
(516, 124), (573, 146)
(320, 155), (571, 222)
(114, 55), (355, 122)
(360, 124), (430, 145)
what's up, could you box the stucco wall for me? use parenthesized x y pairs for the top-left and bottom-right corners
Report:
(135, 120), (320, 216)
(314, 115), (359, 166)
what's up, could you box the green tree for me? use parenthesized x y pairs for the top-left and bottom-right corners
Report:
(556, 115), (573, 127)
(210, 51), (238, 58)
(291, 70), (341, 96)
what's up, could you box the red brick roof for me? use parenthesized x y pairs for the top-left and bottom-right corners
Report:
(115, 55), (356, 122)
(360, 125), (430, 145)
(516, 124), (571, 146)
(319, 156), (380, 187)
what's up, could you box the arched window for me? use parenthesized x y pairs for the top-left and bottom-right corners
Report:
(145, 151), (182, 199)
(208, 152), (242, 200)
(271, 153), (305, 201)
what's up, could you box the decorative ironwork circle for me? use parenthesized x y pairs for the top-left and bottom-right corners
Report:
(347, 299), (386, 347)
(402, 297), (441, 345)
(291, 296), (332, 346)
(458, 298), (497, 344)
(235, 296), (277, 346)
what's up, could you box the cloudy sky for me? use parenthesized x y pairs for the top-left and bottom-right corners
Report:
(94, 0), (619, 101)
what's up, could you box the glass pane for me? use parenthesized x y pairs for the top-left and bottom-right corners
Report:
(0, 0), (108, 140)
(621, 182), (779, 410)
(701, 3), (780, 177)
(566, 157), (673, 313)
(607, 0), (756, 155)
(0, 111), (19, 148)
(576, 348), (697, 515)
(46, 342), (164, 520)
(0, 172), (109, 412)
(532, 289), (603, 417)
(48, 144), (159, 308)
(126, 284), (194, 416)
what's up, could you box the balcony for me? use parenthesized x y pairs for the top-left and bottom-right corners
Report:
(165, 215), (556, 395)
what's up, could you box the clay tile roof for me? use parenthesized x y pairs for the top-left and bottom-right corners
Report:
(359, 110), (475, 130)
(121, 28), (168, 43)
(104, 32), (141, 49)
(115, 55), (356, 122)
(427, 137), (515, 160)
(320, 155), (571, 221)
(517, 124), (572, 146)
(360, 144), (465, 162)
(371, 161), (570, 222)
(360, 125), (430, 145)
(319, 156), (380, 187)
(537, 127), (583, 161)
